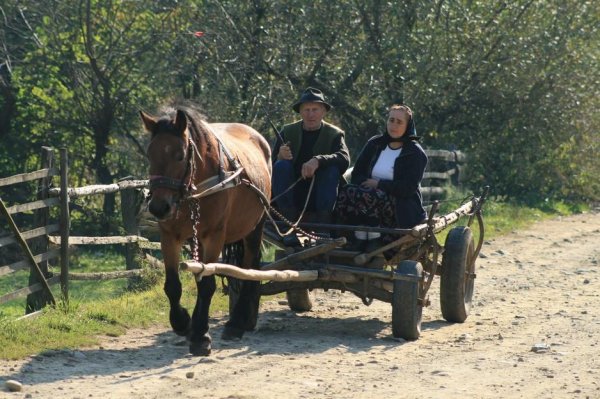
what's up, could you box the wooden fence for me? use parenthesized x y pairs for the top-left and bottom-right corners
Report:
(0, 147), (62, 315)
(0, 146), (465, 315)
(421, 149), (466, 203)
(0, 147), (158, 315)
(343, 149), (466, 203)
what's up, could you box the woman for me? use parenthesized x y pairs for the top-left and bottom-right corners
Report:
(336, 104), (428, 253)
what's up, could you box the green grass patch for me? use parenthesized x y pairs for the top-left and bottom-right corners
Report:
(0, 271), (232, 360)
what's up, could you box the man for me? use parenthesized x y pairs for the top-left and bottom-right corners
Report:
(272, 87), (350, 245)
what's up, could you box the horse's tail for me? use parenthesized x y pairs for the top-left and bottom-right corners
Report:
(222, 240), (245, 266)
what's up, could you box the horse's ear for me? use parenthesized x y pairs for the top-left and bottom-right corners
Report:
(139, 111), (157, 133)
(174, 110), (188, 134)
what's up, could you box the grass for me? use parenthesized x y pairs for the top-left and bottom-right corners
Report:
(0, 191), (590, 360)
(0, 268), (226, 359)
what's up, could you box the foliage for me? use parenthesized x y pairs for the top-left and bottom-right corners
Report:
(0, 0), (598, 237)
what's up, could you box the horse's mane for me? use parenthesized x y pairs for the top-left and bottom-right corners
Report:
(153, 101), (209, 140)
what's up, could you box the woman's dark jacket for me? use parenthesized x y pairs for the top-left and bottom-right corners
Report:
(350, 135), (428, 228)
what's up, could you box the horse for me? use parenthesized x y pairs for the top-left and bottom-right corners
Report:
(140, 103), (271, 356)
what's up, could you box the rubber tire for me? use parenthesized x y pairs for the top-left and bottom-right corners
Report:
(440, 226), (475, 323)
(286, 289), (313, 312)
(391, 260), (423, 340)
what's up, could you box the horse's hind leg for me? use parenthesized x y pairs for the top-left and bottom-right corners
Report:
(222, 219), (264, 340)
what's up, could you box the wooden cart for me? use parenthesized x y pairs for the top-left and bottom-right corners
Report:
(182, 186), (489, 341)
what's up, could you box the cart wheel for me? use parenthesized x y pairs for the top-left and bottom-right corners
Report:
(440, 226), (475, 323)
(392, 260), (423, 340)
(286, 289), (313, 312)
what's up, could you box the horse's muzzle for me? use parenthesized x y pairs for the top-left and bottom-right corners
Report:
(148, 196), (175, 221)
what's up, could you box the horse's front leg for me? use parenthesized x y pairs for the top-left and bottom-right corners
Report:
(161, 236), (191, 336)
(189, 275), (216, 356)
(188, 236), (222, 356)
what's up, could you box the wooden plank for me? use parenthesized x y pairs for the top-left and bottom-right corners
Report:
(0, 168), (59, 188)
(0, 224), (60, 248)
(17, 310), (44, 321)
(47, 179), (149, 198)
(424, 149), (456, 161)
(0, 249), (60, 276)
(69, 269), (142, 281)
(261, 238), (346, 271)
(0, 276), (59, 304)
(49, 235), (151, 245)
(0, 198), (57, 305)
(423, 169), (455, 180)
(424, 149), (466, 163)
(144, 253), (164, 269)
(421, 186), (445, 196)
(138, 240), (161, 250)
(5, 197), (60, 215)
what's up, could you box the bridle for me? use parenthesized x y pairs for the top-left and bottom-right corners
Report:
(148, 130), (243, 203)
(148, 137), (201, 199)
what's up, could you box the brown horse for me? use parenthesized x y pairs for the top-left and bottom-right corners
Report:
(140, 103), (271, 356)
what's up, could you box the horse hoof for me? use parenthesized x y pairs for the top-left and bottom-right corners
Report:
(170, 308), (191, 336)
(174, 325), (191, 337)
(189, 340), (212, 356)
(221, 325), (244, 341)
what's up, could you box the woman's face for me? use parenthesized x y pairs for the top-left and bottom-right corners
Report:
(386, 109), (409, 138)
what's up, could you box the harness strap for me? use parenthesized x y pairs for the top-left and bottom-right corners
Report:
(188, 167), (245, 199)
(149, 175), (185, 191)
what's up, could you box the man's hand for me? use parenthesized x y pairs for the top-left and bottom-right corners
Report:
(278, 143), (293, 160)
(301, 158), (320, 179)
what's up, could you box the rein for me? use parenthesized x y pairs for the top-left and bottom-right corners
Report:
(243, 176), (326, 242)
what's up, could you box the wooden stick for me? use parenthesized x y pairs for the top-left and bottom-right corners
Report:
(69, 269), (142, 281)
(49, 235), (150, 245)
(181, 261), (319, 282)
(59, 148), (70, 301)
(47, 179), (149, 198)
(354, 199), (477, 265)
(260, 237), (346, 271)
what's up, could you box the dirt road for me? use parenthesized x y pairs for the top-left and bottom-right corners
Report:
(1, 211), (599, 399)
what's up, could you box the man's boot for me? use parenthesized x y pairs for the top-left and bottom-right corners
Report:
(314, 211), (333, 239)
(350, 230), (368, 251)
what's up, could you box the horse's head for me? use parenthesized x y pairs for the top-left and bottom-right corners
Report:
(141, 109), (195, 221)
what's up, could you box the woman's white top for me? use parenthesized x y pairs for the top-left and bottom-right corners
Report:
(371, 145), (402, 181)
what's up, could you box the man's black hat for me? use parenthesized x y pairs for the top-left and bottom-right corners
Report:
(292, 87), (332, 113)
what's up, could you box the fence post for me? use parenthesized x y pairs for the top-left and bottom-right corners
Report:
(26, 146), (55, 312)
(451, 150), (467, 186)
(120, 177), (143, 289)
(59, 148), (70, 303)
